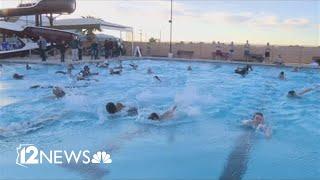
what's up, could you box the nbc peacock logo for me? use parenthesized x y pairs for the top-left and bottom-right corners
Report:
(91, 151), (112, 164)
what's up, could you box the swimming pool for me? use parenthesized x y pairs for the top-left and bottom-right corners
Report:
(0, 59), (319, 179)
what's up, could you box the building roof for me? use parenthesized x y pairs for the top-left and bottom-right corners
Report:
(44, 18), (133, 32)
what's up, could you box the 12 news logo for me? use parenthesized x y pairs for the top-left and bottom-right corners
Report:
(16, 144), (112, 168)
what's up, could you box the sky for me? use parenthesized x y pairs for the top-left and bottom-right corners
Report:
(1, 0), (320, 46)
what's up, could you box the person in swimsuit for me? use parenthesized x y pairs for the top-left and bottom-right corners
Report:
(13, 73), (24, 80)
(278, 71), (286, 80)
(287, 85), (320, 98)
(52, 87), (66, 98)
(105, 102), (138, 116)
(148, 106), (177, 121)
(242, 112), (271, 138)
(154, 75), (161, 82)
(26, 63), (31, 70)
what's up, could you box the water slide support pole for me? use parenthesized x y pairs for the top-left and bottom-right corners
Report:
(39, 14), (43, 26)
(49, 13), (53, 27)
(35, 14), (39, 26)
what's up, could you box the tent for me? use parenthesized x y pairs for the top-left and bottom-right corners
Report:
(44, 18), (134, 55)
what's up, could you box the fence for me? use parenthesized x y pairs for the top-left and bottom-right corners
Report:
(124, 41), (320, 64)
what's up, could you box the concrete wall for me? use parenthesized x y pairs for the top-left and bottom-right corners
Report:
(124, 42), (320, 64)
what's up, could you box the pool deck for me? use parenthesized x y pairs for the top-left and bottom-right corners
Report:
(0, 55), (319, 69)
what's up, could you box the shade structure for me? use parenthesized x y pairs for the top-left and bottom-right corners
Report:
(44, 18), (133, 32)
(44, 18), (134, 55)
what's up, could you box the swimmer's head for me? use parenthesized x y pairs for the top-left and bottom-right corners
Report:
(106, 102), (117, 114)
(52, 87), (65, 98)
(287, 90), (297, 97)
(148, 113), (160, 120)
(84, 65), (89, 71)
(280, 71), (284, 75)
(253, 112), (264, 124)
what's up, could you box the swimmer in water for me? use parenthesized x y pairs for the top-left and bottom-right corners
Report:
(0, 115), (60, 137)
(67, 64), (74, 74)
(13, 73), (24, 80)
(154, 75), (161, 82)
(242, 112), (271, 138)
(110, 68), (122, 75)
(77, 65), (99, 80)
(96, 62), (109, 68)
(187, 66), (192, 71)
(55, 71), (67, 75)
(147, 68), (153, 74)
(114, 60), (123, 70)
(26, 63), (31, 70)
(148, 106), (177, 121)
(287, 85), (320, 98)
(235, 65), (252, 77)
(129, 63), (138, 70)
(30, 85), (41, 89)
(82, 65), (91, 77)
(292, 67), (300, 72)
(105, 102), (138, 116)
(278, 71), (286, 80)
(52, 86), (66, 98)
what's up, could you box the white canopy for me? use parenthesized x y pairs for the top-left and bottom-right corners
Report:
(44, 18), (133, 32)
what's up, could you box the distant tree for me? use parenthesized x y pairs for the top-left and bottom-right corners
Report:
(81, 16), (103, 40)
(148, 37), (157, 43)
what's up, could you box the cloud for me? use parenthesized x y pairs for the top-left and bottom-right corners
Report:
(57, 0), (315, 44)
(251, 15), (279, 26)
(283, 18), (310, 26)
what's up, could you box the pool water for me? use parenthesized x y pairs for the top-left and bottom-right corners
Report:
(0, 59), (319, 179)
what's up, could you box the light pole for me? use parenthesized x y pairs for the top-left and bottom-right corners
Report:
(139, 29), (142, 42)
(168, 0), (173, 57)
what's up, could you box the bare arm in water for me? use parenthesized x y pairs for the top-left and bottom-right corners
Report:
(160, 106), (177, 120)
(298, 85), (320, 96)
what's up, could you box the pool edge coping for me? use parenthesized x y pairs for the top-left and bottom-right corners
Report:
(1, 56), (319, 69)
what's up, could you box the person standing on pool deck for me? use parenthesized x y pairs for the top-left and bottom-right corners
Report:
(244, 40), (250, 61)
(37, 36), (47, 62)
(229, 41), (235, 60)
(69, 36), (79, 61)
(91, 41), (99, 60)
(104, 39), (113, 59)
(215, 41), (222, 59)
(57, 40), (68, 62)
(265, 42), (271, 63)
(78, 40), (83, 61)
